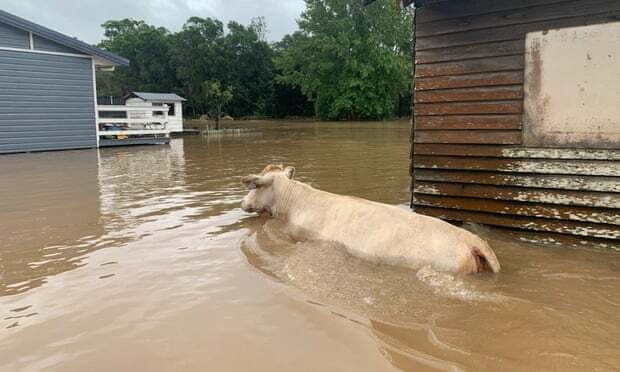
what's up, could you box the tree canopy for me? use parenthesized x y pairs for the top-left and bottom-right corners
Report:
(97, 0), (412, 121)
(203, 80), (234, 130)
(169, 17), (276, 118)
(97, 19), (176, 96)
(275, 0), (412, 120)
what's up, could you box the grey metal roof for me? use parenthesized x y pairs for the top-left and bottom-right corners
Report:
(131, 92), (186, 102)
(0, 10), (129, 66)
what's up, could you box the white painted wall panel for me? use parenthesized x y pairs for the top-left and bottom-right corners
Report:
(523, 22), (620, 149)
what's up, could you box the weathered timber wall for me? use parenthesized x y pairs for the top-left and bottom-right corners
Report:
(411, 0), (620, 241)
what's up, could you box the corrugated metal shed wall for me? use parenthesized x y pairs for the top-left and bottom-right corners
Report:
(410, 0), (620, 241)
(0, 49), (96, 153)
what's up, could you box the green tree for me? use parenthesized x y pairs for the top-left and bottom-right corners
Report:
(219, 21), (275, 118)
(98, 19), (176, 96)
(170, 17), (275, 118)
(250, 16), (268, 41)
(169, 17), (225, 116)
(203, 81), (233, 130)
(275, 0), (412, 120)
(271, 33), (314, 118)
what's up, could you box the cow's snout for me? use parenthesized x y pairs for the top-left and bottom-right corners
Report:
(241, 195), (257, 213)
(241, 199), (252, 213)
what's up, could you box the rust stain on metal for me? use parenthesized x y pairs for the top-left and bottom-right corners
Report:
(413, 181), (620, 209)
(416, 206), (620, 240)
(414, 130), (521, 144)
(413, 194), (620, 225)
(414, 169), (620, 193)
(414, 155), (620, 176)
(414, 144), (620, 160)
(525, 37), (549, 132)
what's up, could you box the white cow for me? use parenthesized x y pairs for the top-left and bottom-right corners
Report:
(241, 164), (500, 274)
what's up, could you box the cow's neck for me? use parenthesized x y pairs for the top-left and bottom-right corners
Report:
(271, 179), (310, 220)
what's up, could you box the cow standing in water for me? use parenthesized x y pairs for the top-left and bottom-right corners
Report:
(241, 164), (500, 274)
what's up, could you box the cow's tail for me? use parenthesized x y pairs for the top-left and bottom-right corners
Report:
(472, 241), (501, 273)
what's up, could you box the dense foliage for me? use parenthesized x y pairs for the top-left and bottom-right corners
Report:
(97, 0), (412, 120)
(97, 20), (176, 95)
(276, 0), (412, 120)
(203, 80), (233, 129)
(98, 17), (279, 118)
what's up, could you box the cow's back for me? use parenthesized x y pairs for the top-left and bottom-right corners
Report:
(287, 190), (474, 272)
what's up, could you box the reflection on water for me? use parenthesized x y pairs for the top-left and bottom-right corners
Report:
(0, 121), (618, 371)
(0, 151), (103, 296)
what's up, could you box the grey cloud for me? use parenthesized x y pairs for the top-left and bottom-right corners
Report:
(2, 0), (305, 44)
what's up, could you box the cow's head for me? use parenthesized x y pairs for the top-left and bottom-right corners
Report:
(241, 164), (295, 215)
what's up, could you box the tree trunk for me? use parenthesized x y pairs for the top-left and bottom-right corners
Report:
(215, 104), (221, 130)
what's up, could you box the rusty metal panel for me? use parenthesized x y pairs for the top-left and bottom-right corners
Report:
(414, 169), (620, 192)
(415, 55), (524, 78)
(411, 0), (620, 242)
(414, 156), (620, 176)
(416, 39), (524, 63)
(415, 115), (521, 130)
(415, 86), (523, 103)
(416, 11), (620, 51)
(414, 145), (620, 159)
(413, 194), (620, 225)
(415, 206), (620, 239)
(414, 181), (620, 208)
(416, 0), (620, 37)
(414, 130), (522, 144)
(416, 101), (522, 115)
(416, 0), (569, 24)
(416, 71), (523, 90)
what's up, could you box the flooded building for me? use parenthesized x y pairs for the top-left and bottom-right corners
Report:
(0, 10), (188, 153)
(125, 92), (186, 134)
(0, 10), (128, 154)
(403, 0), (620, 242)
(97, 92), (186, 147)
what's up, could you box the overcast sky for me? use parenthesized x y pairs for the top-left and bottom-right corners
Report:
(2, 0), (306, 44)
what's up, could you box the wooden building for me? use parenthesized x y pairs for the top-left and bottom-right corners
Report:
(393, 0), (620, 242)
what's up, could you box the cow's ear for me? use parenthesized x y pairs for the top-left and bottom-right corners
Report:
(241, 174), (273, 189)
(284, 166), (296, 180)
(241, 175), (256, 189)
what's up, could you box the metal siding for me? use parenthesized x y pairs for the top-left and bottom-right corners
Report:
(411, 0), (620, 242)
(0, 10), (129, 66)
(0, 49), (96, 153)
(32, 34), (85, 55)
(0, 22), (29, 48)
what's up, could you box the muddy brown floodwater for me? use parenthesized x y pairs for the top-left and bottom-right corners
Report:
(0, 121), (619, 371)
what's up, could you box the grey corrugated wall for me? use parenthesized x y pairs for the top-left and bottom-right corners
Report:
(33, 34), (86, 55)
(0, 49), (96, 153)
(0, 22), (29, 49)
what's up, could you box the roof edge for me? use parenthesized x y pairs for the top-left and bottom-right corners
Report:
(131, 92), (187, 102)
(0, 10), (129, 66)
